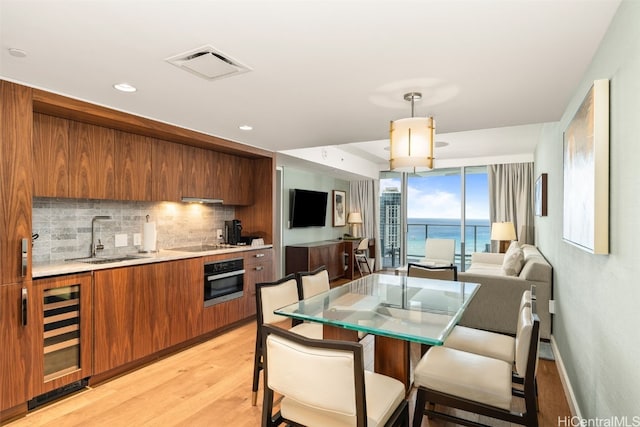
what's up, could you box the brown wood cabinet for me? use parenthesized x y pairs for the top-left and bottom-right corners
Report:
(217, 152), (253, 206)
(152, 139), (183, 202)
(33, 113), (69, 198)
(0, 283), (32, 415)
(114, 131), (153, 201)
(93, 259), (202, 375)
(243, 248), (274, 317)
(235, 157), (274, 242)
(68, 121), (115, 200)
(201, 294), (245, 335)
(285, 240), (346, 281)
(0, 81), (34, 419)
(183, 145), (215, 199)
(92, 268), (133, 374)
(0, 81), (33, 285)
(30, 274), (92, 398)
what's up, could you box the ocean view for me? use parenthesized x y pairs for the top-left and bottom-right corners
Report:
(406, 218), (491, 259)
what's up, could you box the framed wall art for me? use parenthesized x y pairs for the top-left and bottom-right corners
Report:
(332, 190), (346, 227)
(562, 79), (609, 254)
(535, 173), (548, 217)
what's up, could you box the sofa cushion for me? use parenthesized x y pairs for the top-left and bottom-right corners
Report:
(502, 244), (524, 276)
(465, 263), (508, 276)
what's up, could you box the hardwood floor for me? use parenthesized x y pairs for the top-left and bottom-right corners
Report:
(6, 320), (570, 427)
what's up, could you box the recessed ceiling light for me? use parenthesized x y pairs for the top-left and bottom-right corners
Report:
(113, 83), (137, 93)
(8, 48), (27, 58)
(239, 125), (253, 131)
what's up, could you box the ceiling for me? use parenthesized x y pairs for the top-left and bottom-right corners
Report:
(0, 0), (620, 175)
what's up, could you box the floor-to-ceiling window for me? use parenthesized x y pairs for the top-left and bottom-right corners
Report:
(406, 169), (462, 266)
(379, 166), (490, 271)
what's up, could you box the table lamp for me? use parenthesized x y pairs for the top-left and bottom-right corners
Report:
(491, 221), (516, 253)
(347, 212), (363, 237)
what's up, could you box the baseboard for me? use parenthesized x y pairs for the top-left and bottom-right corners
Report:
(551, 335), (582, 419)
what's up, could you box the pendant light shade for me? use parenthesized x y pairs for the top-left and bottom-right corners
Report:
(389, 92), (435, 172)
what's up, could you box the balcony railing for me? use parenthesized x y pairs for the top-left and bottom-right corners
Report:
(380, 221), (490, 270)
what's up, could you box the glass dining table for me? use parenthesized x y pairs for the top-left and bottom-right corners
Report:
(274, 273), (480, 390)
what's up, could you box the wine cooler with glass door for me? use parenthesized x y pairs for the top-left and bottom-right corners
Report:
(29, 274), (93, 408)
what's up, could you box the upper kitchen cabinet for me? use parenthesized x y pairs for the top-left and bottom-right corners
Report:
(114, 131), (152, 201)
(68, 121), (115, 200)
(182, 145), (221, 200)
(33, 113), (69, 198)
(30, 86), (275, 239)
(217, 152), (253, 206)
(0, 81), (33, 285)
(152, 139), (183, 202)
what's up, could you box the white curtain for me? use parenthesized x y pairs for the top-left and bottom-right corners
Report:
(488, 162), (535, 247)
(349, 180), (381, 271)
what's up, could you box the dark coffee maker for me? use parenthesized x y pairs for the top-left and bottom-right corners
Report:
(225, 220), (242, 245)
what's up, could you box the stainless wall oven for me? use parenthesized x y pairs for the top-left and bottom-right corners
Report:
(204, 258), (245, 307)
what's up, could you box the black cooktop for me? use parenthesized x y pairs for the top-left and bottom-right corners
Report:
(168, 244), (244, 252)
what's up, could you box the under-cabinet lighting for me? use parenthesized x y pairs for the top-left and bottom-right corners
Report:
(181, 197), (224, 204)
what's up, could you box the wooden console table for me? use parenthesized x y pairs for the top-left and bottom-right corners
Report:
(286, 239), (376, 281)
(285, 240), (346, 281)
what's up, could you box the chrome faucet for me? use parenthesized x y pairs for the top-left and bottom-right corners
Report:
(91, 216), (112, 257)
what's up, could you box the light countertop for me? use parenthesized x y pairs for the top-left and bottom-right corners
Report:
(32, 245), (273, 278)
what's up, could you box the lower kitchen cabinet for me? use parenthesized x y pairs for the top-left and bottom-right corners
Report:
(93, 259), (202, 375)
(0, 283), (32, 416)
(30, 274), (92, 398)
(243, 249), (274, 317)
(201, 249), (274, 333)
(201, 297), (245, 334)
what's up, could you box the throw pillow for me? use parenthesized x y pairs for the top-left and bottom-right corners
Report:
(502, 246), (524, 276)
(505, 240), (520, 257)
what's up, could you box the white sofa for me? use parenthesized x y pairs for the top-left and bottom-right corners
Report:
(457, 244), (552, 339)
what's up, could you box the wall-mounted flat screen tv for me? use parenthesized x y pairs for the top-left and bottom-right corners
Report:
(290, 189), (328, 228)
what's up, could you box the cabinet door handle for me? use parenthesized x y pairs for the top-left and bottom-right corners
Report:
(21, 287), (28, 326)
(21, 238), (28, 277)
(254, 253), (265, 258)
(255, 266), (264, 271)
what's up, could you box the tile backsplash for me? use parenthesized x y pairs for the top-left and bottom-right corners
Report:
(32, 197), (236, 264)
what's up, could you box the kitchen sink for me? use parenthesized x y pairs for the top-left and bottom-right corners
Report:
(69, 255), (148, 264)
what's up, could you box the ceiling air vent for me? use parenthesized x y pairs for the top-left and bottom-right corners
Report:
(165, 45), (251, 81)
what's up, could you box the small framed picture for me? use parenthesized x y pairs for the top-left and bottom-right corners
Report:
(535, 173), (548, 217)
(332, 190), (346, 227)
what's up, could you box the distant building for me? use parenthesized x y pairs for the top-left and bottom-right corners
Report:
(380, 187), (401, 267)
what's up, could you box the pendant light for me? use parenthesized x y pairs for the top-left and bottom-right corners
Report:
(389, 92), (435, 172)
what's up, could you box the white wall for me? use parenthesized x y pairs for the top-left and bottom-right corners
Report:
(535, 0), (640, 418)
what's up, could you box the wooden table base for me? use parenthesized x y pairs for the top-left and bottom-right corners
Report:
(323, 324), (411, 391)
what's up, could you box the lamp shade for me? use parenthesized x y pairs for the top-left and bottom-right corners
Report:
(389, 116), (435, 172)
(490, 222), (516, 241)
(347, 212), (363, 224)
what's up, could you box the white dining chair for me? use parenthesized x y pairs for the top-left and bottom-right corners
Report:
(261, 324), (409, 427)
(412, 302), (541, 427)
(252, 274), (323, 406)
